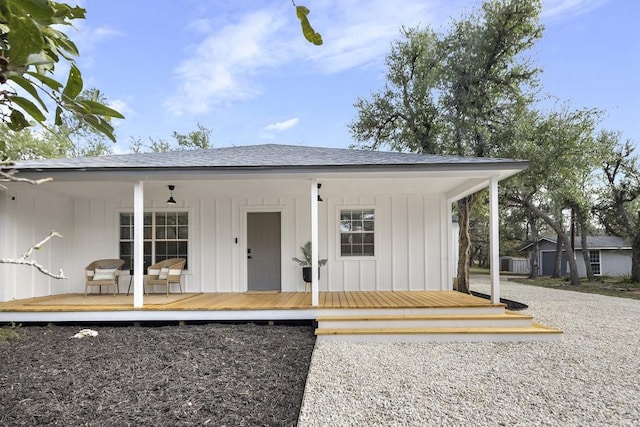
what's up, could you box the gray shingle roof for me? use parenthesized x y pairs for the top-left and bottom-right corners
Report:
(5, 144), (527, 171)
(576, 236), (631, 249)
(522, 235), (631, 250)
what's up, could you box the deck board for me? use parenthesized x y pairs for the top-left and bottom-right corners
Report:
(0, 290), (500, 313)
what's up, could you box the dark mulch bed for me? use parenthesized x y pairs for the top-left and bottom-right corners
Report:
(0, 323), (316, 426)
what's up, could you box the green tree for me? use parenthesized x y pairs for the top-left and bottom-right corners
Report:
(130, 123), (213, 153)
(0, 0), (123, 159)
(53, 88), (114, 157)
(501, 106), (604, 285)
(349, 0), (543, 293)
(0, 89), (114, 160)
(594, 131), (640, 282)
(0, 123), (62, 160)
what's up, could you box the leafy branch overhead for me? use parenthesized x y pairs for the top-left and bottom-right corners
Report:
(0, 0), (123, 144)
(293, 2), (322, 46)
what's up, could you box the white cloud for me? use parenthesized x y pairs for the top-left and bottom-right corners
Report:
(165, 1), (523, 116)
(164, 9), (288, 115)
(74, 23), (123, 52)
(302, 0), (453, 73)
(265, 118), (299, 132)
(542, 0), (610, 20)
(164, 0), (455, 116)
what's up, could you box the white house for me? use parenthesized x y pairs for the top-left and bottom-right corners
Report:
(0, 145), (561, 341)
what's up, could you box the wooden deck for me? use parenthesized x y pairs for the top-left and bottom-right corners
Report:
(0, 291), (561, 342)
(0, 290), (498, 312)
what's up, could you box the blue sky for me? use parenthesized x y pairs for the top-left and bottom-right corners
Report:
(71, 0), (639, 153)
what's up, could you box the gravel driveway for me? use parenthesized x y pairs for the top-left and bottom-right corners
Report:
(298, 278), (640, 426)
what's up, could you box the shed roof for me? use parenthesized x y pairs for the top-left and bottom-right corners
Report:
(521, 236), (631, 251)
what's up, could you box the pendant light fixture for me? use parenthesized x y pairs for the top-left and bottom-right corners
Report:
(167, 185), (177, 205)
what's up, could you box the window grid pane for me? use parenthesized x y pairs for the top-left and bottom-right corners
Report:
(119, 211), (188, 270)
(589, 251), (601, 275)
(340, 209), (374, 257)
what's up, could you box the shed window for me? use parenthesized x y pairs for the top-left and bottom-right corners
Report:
(589, 250), (601, 275)
(340, 209), (374, 256)
(119, 212), (188, 271)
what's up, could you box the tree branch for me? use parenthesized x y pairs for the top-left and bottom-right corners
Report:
(0, 230), (66, 279)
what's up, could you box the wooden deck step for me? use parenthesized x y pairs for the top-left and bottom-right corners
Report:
(315, 323), (562, 343)
(316, 313), (534, 329)
(317, 312), (533, 328)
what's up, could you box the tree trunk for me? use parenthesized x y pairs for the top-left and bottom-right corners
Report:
(528, 213), (538, 279)
(552, 235), (562, 278)
(576, 209), (595, 281)
(520, 198), (581, 285)
(456, 195), (476, 294)
(632, 236), (640, 282)
(559, 232), (581, 285)
(580, 230), (595, 281)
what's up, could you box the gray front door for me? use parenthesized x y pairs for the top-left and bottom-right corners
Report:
(247, 212), (281, 291)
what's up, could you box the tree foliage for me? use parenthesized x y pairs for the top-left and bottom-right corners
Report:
(349, 0), (543, 293)
(0, 89), (114, 160)
(0, 0), (123, 158)
(594, 131), (640, 282)
(130, 123), (213, 153)
(500, 106), (604, 285)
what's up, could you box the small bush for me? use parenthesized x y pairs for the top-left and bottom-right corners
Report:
(0, 323), (21, 344)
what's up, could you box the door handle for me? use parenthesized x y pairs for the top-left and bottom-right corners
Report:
(247, 248), (253, 259)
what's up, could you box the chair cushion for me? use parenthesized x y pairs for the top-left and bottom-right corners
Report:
(158, 268), (170, 280)
(93, 268), (117, 281)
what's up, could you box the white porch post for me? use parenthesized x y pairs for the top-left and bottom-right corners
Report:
(489, 176), (500, 304)
(133, 181), (144, 308)
(310, 180), (319, 306)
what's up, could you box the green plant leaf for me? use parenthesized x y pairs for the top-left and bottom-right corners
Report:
(25, 52), (53, 66)
(54, 105), (63, 125)
(13, 0), (55, 20)
(83, 114), (116, 142)
(7, 74), (48, 111)
(79, 99), (125, 119)
(61, 63), (82, 100)
(6, 15), (44, 64)
(11, 96), (46, 122)
(8, 109), (30, 131)
(295, 5), (323, 46)
(26, 70), (63, 91)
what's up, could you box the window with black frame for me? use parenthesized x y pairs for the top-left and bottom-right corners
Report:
(119, 212), (188, 271)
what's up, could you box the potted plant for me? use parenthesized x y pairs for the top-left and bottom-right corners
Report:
(292, 241), (327, 283)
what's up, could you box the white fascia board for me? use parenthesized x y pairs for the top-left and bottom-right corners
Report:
(10, 162), (529, 182)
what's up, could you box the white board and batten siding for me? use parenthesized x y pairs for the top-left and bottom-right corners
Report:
(0, 188), (72, 301)
(0, 178), (450, 301)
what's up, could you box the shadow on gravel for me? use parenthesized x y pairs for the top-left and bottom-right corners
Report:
(470, 291), (529, 311)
